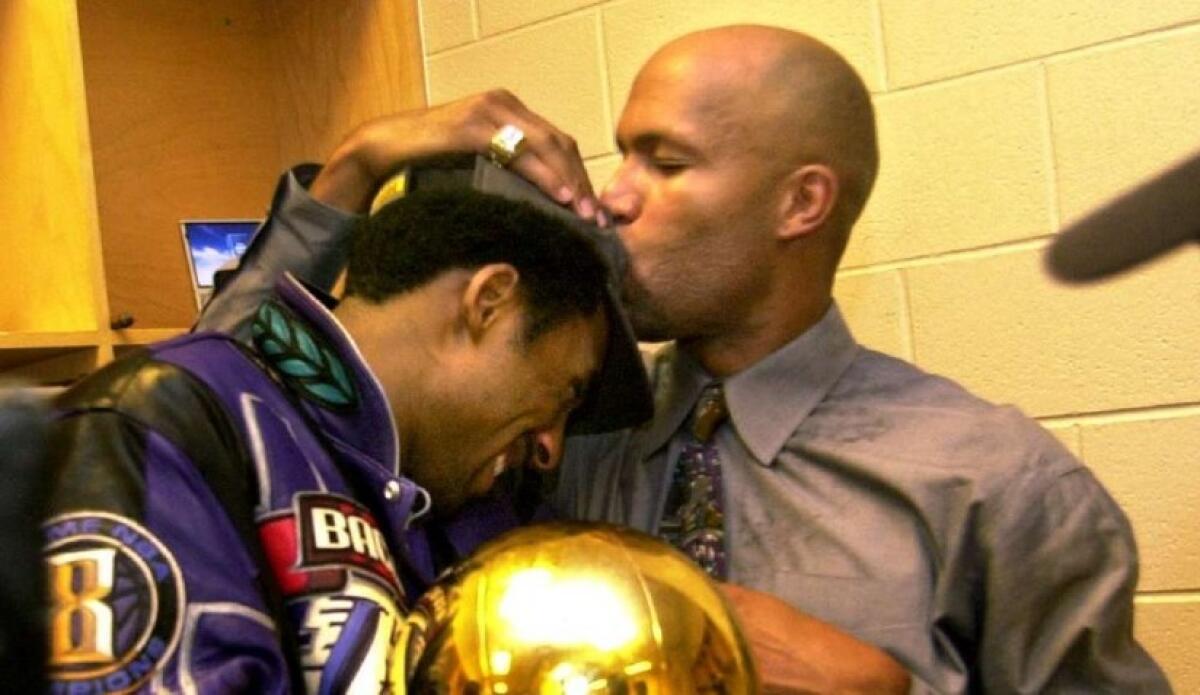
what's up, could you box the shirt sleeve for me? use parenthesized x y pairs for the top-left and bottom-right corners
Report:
(975, 461), (1170, 692)
(43, 358), (294, 694)
(196, 165), (360, 341)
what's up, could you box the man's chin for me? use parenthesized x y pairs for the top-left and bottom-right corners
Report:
(433, 474), (498, 519)
(429, 488), (503, 520)
(629, 315), (674, 344)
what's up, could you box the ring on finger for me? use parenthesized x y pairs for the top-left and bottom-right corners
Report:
(488, 124), (527, 167)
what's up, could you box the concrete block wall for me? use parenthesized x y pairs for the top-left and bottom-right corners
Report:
(417, 1), (1200, 688)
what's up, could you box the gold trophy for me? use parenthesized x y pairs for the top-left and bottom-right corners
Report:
(394, 522), (757, 694)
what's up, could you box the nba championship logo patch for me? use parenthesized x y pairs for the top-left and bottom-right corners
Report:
(43, 512), (185, 694)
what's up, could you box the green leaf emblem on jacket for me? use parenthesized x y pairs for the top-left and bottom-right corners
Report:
(251, 301), (358, 411)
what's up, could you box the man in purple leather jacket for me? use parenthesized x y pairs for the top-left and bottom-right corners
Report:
(42, 171), (651, 693)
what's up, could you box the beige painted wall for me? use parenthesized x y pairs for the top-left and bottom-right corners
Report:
(416, 0), (1200, 689)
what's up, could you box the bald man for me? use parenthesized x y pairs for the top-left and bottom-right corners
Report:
(201, 25), (1167, 694)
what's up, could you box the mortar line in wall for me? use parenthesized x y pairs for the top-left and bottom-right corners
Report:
(594, 7), (616, 150)
(896, 270), (916, 362)
(1037, 402), (1200, 428)
(1035, 62), (1062, 232)
(1064, 422), (1084, 462)
(416, 0), (433, 105)
(1135, 591), (1200, 604)
(583, 152), (620, 170)
(838, 238), (1050, 276)
(870, 0), (891, 92)
(880, 19), (1200, 95)
(469, 0), (481, 42)
(428, 2), (607, 57)
(1066, 424), (1083, 459)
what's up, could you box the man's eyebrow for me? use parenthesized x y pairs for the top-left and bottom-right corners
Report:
(616, 130), (664, 149)
(617, 131), (703, 159)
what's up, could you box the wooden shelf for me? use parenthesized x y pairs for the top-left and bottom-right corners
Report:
(0, 332), (105, 385)
(0, 345), (96, 373)
(112, 327), (189, 358)
(111, 328), (188, 346)
(0, 331), (103, 351)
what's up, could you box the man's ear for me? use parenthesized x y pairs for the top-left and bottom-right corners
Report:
(777, 163), (838, 241)
(463, 263), (520, 340)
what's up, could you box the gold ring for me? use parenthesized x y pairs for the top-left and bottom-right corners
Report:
(488, 124), (526, 167)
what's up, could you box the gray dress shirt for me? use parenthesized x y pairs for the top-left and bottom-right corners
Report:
(554, 306), (1169, 693)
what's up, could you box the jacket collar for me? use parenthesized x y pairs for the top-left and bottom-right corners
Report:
(638, 303), (860, 465)
(250, 273), (400, 477)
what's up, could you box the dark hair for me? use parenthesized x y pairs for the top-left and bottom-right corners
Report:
(346, 188), (609, 342)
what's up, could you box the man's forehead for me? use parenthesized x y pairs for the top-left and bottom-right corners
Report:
(535, 308), (606, 363)
(637, 30), (781, 93)
(584, 308), (608, 368)
(571, 309), (608, 393)
(619, 45), (766, 149)
(629, 49), (729, 106)
(618, 79), (752, 156)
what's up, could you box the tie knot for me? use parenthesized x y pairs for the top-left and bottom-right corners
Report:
(690, 384), (728, 443)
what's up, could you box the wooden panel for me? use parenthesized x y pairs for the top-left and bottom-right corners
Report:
(0, 330), (102, 351)
(76, 0), (425, 330)
(0, 0), (108, 332)
(266, 0), (427, 164)
(0, 345), (106, 387)
(77, 0), (284, 329)
(0, 0), (426, 382)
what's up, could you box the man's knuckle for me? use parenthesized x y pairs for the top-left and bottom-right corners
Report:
(483, 88), (517, 108)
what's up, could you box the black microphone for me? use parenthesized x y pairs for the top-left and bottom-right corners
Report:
(1045, 150), (1200, 283)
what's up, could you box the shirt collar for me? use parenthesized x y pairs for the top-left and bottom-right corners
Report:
(251, 272), (401, 477)
(640, 303), (860, 466)
(638, 344), (713, 458)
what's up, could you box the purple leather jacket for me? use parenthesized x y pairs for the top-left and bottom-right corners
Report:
(44, 274), (520, 694)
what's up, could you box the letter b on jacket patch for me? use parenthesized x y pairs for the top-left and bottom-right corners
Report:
(43, 512), (185, 694)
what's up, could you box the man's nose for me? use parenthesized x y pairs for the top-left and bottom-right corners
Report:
(528, 419), (568, 472)
(600, 161), (642, 225)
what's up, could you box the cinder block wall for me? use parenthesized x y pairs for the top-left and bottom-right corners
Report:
(417, 1), (1200, 688)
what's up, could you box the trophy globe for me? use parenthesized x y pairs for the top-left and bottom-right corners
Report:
(395, 521), (757, 694)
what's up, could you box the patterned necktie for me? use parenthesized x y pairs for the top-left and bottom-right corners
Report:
(659, 383), (729, 579)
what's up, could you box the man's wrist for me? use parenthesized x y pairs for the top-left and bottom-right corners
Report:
(309, 128), (381, 214)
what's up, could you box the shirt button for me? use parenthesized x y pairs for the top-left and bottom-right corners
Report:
(383, 479), (401, 500)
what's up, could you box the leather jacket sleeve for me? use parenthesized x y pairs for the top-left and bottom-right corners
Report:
(44, 352), (299, 693)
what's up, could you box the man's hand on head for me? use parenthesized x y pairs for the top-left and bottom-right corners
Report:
(309, 90), (601, 222)
(719, 583), (911, 695)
